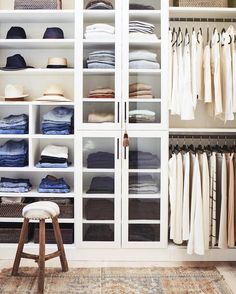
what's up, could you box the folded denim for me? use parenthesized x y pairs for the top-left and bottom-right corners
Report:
(1, 177), (31, 185)
(43, 107), (74, 123)
(0, 182), (30, 188)
(129, 60), (160, 69)
(42, 130), (71, 135)
(39, 175), (70, 190)
(36, 162), (69, 168)
(0, 187), (30, 193)
(87, 152), (114, 168)
(0, 129), (28, 134)
(129, 3), (155, 10)
(129, 50), (157, 62)
(38, 188), (70, 193)
(0, 114), (28, 124)
(0, 140), (28, 156)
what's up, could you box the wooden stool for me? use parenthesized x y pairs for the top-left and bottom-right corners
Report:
(11, 201), (69, 294)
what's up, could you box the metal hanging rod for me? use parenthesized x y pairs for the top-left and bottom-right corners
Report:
(169, 134), (236, 139)
(170, 17), (236, 22)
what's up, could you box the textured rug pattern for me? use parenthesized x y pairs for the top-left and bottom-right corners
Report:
(0, 267), (233, 294)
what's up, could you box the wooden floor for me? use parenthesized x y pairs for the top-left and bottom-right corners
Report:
(0, 260), (236, 293)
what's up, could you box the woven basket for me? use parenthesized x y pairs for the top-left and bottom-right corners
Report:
(0, 203), (27, 218)
(229, 0), (236, 7)
(0, 223), (32, 243)
(174, 0), (228, 7)
(14, 0), (62, 10)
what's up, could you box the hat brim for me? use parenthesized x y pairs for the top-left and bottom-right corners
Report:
(35, 95), (72, 102)
(0, 94), (29, 99)
(0, 66), (34, 71)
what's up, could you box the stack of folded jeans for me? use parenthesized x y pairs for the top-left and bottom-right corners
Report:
(88, 88), (115, 99)
(0, 140), (28, 167)
(129, 83), (153, 99)
(129, 3), (155, 10)
(129, 174), (159, 194)
(85, 24), (115, 40)
(87, 151), (114, 168)
(88, 112), (114, 123)
(38, 175), (70, 193)
(129, 21), (158, 42)
(0, 177), (31, 193)
(0, 114), (28, 134)
(129, 150), (160, 169)
(129, 50), (160, 69)
(36, 145), (70, 168)
(86, 50), (115, 69)
(86, 0), (113, 9)
(41, 107), (74, 135)
(87, 176), (114, 194)
(129, 109), (156, 123)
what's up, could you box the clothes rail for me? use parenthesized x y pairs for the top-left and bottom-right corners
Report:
(169, 133), (236, 138)
(170, 17), (236, 22)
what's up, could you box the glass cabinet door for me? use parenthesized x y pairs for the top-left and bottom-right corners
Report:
(78, 131), (121, 248)
(122, 130), (168, 248)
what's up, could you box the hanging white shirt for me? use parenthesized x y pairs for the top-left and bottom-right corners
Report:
(169, 154), (177, 240)
(196, 31), (204, 101)
(209, 152), (217, 247)
(227, 26), (236, 113)
(176, 33), (184, 116)
(168, 29), (173, 110)
(191, 30), (198, 109)
(182, 152), (190, 241)
(203, 44), (212, 103)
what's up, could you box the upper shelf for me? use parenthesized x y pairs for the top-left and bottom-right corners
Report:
(0, 39), (74, 49)
(0, 10), (74, 23)
(83, 10), (115, 22)
(0, 68), (74, 76)
(169, 7), (236, 19)
(129, 10), (161, 22)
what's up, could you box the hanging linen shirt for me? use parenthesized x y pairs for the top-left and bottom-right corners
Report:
(203, 44), (212, 103)
(209, 152), (217, 247)
(187, 154), (204, 255)
(191, 30), (198, 109)
(221, 32), (234, 122)
(182, 152), (190, 240)
(227, 26), (236, 113)
(196, 31), (204, 101)
(168, 29), (173, 110)
(218, 153), (228, 249)
(181, 33), (194, 120)
(227, 153), (235, 247)
(169, 153), (177, 240)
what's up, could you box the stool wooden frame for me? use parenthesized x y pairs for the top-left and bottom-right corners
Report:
(12, 216), (69, 294)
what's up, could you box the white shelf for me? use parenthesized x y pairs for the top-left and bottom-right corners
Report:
(0, 39), (74, 49)
(0, 10), (75, 23)
(83, 168), (115, 173)
(129, 169), (161, 173)
(32, 134), (74, 139)
(0, 189), (75, 198)
(169, 7), (236, 19)
(169, 128), (236, 134)
(83, 10), (115, 22)
(83, 98), (115, 102)
(129, 10), (161, 22)
(129, 40), (161, 49)
(128, 194), (161, 199)
(32, 166), (75, 172)
(0, 134), (29, 139)
(83, 40), (115, 49)
(129, 69), (161, 75)
(129, 98), (161, 102)
(0, 69), (74, 76)
(0, 217), (74, 223)
(83, 194), (114, 199)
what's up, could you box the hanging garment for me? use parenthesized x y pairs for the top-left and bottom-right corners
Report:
(176, 34), (184, 116)
(196, 31), (204, 101)
(227, 153), (235, 247)
(182, 152), (190, 241)
(191, 30), (198, 109)
(218, 153), (228, 249)
(216, 153), (222, 241)
(234, 153), (236, 243)
(209, 152), (217, 247)
(181, 33), (194, 120)
(169, 153), (177, 240)
(168, 29), (173, 110)
(187, 154), (205, 255)
(227, 26), (236, 113)
(203, 44), (212, 103)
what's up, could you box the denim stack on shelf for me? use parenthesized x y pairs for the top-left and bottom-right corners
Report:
(0, 140), (28, 167)
(0, 114), (28, 134)
(86, 176), (114, 194)
(0, 177), (31, 193)
(87, 152), (114, 168)
(36, 145), (70, 168)
(41, 107), (74, 135)
(86, 50), (115, 69)
(129, 151), (160, 169)
(38, 175), (70, 193)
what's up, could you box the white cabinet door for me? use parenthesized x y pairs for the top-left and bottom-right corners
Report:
(77, 130), (121, 248)
(121, 130), (168, 248)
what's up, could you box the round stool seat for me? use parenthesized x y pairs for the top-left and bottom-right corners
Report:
(22, 201), (60, 220)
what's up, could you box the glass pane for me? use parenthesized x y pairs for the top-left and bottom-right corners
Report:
(128, 224), (160, 242)
(129, 172), (160, 194)
(129, 199), (160, 220)
(83, 224), (114, 241)
(83, 198), (114, 220)
(83, 172), (115, 194)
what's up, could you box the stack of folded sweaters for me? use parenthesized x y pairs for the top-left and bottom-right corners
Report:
(0, 140), (28, 167)
(36, 145), (70, 168)
(87, 151), (114, 168)
(129, 174), (159, 194)
(85, 24), (115, 40)
(129, 21), (158, 42)
(84, 224), (114, 241)
(0, 177), (31, 193)
(0, 114), (28, 134)
(129, 150), (160, 169)
(129, 83), (153, 99)
(129, 50), (160, 69)
(129, 224), (157, 241)
(129, 109), (156, 123)
(88, 112), (114, 123)
(85, 199), (114, 220)
(87, 176), (114, 194)
(42, 107), (74, 135)
(88, 88), (115, 99)
(86, 50), (115, 69)
(38, 175), (70, 193)
(86, 0), (113, 9)
(129, 3), (155, 10)
(129, 199), (160, 220)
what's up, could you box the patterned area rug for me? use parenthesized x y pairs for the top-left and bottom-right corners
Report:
(0, 267), (233, 294)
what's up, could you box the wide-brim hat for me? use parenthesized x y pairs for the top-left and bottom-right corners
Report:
(35, 84), (71, 102)
(0, 54), (34, 71)
(0, 84), (29, 99)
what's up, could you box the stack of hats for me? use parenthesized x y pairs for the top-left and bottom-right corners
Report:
(87, 151), (114, 168)
(0, 177), (31, 193)
(129, 83), (153, 99)
(0, 114), (28, 134)
(129, 174), (159, 194)
(88, 87), (115, 99)
(129, 3), (155, 10)
(36, 145), (70, 168)
(87, 176), (114, 194)
(129, 150), (160, 169)
(129, 21), (158, 42)
(38, 175), (70, 193)
(0, 140), (28, 167)
(129, 50), (160, 69)
(84, 24), (115, 40)
(86, 0), (113, 9)
(129, 109), (156, 123)
(86, 50), (115, 69)
(41, 107), (74, 135)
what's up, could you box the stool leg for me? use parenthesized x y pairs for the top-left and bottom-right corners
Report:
(38, 219), (45, 294)
(12, 218), (29, 276)
(52, 217), (68, 272)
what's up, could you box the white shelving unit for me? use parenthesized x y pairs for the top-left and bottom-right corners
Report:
(0, 0), (234, 262)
